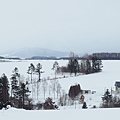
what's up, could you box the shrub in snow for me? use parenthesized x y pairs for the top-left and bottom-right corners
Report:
(43, 97), (58, 110)
(82, 102), (87, 109)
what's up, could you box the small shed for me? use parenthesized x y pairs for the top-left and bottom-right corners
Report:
(115, 81), (120, 93)
(82, 90), (91, 94)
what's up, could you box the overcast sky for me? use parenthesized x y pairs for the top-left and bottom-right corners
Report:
(0, 0), (120, 54)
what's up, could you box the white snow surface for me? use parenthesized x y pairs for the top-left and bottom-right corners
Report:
(0, 107), (120, 120)
(0, 60), (120, 119)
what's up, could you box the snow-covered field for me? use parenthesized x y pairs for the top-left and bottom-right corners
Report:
(0, 60), (120, 119)
(0, 107), (120, 120)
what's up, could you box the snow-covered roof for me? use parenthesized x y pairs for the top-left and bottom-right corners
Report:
(115, 81), (120, 87)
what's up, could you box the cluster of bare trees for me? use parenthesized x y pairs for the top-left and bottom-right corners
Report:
(29, 77), (62, 101)
(26, 62), (62, 101)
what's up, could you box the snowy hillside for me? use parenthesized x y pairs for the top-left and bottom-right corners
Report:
(0, 47), (69, 58)
(0, 60), (120, 108)
(0, 60), (120, 119)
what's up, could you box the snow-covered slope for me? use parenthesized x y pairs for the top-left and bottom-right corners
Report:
(0, 60), (120, 108)
(0, 60), (120, 119)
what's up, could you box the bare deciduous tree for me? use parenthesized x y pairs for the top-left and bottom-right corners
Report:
(56, 83), (61, 99)
(48, 84), (52, 97)
(50, 79), (58, 99)
(42, 78), (48, 100)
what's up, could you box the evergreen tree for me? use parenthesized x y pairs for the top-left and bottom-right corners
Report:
(68, 52), (79, 76)
(80, 59), (86, 73)
(35, 63), (44, 100)
(102, 89), (113, 108)
(27, 63), (35, 100)
(15, 82), (31, 108)
(80, 54), (92, 74)
(82, 102), (87, 109)
(35, 63), (44, 81)
(0, 74), (9, 103)
(13, 67), (20, 79)
(92, 56), (103, 72)
(10, 67), (20, 98)
(86, 59), (91, 74)
(27, 63), (35, 83)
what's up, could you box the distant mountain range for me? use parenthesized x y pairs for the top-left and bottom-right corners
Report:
(0, 47), (70, 58)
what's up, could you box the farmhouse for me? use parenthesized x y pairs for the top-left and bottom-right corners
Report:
(115, 81), (120, 93)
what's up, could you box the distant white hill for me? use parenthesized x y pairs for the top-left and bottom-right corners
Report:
(0, 47), (70, 58)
